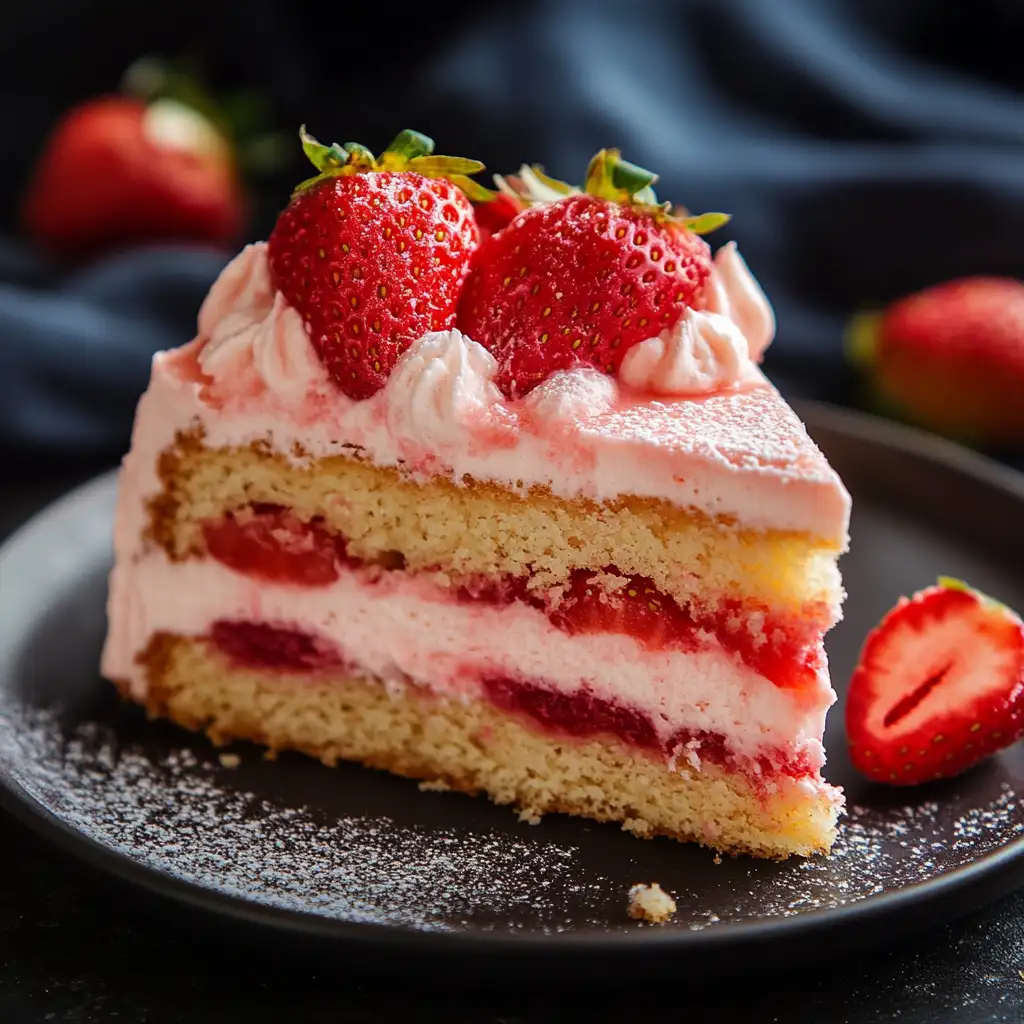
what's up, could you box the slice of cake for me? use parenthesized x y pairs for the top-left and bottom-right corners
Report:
(102, 130), (850, 859)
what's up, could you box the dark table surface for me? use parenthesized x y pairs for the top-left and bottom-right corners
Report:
(2, 464), (1024, 1024)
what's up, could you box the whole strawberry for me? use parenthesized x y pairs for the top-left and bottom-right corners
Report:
(23, 96), (242, 259)
(846, 578), (1024, 786)
(456, 149), (729, 396)
(848, 277), (1024, 445)
(268, 128), (490, 400)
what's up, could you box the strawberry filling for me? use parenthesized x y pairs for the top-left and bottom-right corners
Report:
(204, 619), (814, 788)
(459, 572), (827, 690)
(200, 505), (827, 690)
(209, 620), (347, 672)
(483, 676), (815, 786)
(202, 505), (355, 586)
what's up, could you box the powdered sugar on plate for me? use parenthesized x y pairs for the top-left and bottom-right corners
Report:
(0, 707), (616, 933)
(0, 702), (1021, 936)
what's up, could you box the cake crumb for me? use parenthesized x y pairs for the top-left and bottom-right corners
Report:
(713, 853), (723, 865)
(621, 816), (653, 837)
(218, 753), (241, 769)
(517, 808), (543, 825)
(418, 779), (451, 793)
(628, 883), (677, 924)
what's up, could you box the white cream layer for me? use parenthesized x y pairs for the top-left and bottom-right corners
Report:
(102, 551), (835, 769)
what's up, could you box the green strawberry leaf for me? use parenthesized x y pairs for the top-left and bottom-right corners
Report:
(937, 577), (1017, 616)
(341, 141), (376, 168)
(384, 129), (434, 162)
(528, 165), (575, 195)
(300, 127), (348, 171)
(287, 125), (491, 197)
(410, 156), (486, 177)
(450, 174), (495, 202)
(937, 576), (977, 595)
(679, 211), (731, 235)
(609, 154), (659, 196)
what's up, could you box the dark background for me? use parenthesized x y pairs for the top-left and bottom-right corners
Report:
(2, 1), (1024, 1020)
(2, 0), (1024, 463)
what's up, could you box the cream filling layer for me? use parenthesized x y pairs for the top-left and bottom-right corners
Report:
(103, 551), (835, 770)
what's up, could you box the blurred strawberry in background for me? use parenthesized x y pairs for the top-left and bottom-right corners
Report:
(20, 56), (286, 261)
(848, 277), (1024, 448)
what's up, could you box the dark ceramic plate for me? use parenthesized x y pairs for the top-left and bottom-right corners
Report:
(1, 403), (1023, 980)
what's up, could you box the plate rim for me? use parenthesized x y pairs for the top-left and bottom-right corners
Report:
(2, 402), (1024, 960)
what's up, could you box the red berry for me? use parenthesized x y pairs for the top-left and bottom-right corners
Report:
(550, 569), (692, 650)
(22, 97), (242, 259)
(473, 192), (525, 240)
(266, 129), (489, 400)
(268, 172), (478, 399)
(549, 569), (821, 690)
(210, 620), (344, 672)
(483, 676), (659, 750)
(852, 277), (1024, 444)
(457, 193), (714, 396)
(202, 505), (351, 586)
(845, 579), (1024, 786)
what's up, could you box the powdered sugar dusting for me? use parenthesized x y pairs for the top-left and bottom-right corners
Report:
(0, 707), (616, 933)
(706, 788), (1024, 927)
(0, 702), (1020, 937)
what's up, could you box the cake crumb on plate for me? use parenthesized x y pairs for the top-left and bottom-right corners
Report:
(628, 883), (677, 923)
(418, 779), (451, 793)
(622, 816), (653, 837)
(218, 753), (241, 769)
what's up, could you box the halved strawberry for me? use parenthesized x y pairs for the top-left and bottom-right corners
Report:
(846, 578), (1024, 785)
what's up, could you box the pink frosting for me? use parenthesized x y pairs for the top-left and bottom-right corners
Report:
(706, 242), (776, 362)
(619, 309), (758, 396)
(120, 242), (849, 544)
(196, 243), (333, 409)
(619, 244), (775, 395)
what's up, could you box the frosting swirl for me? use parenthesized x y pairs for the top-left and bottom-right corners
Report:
(384, 330), (504, 448)
(522, 368), (618, 428)
(706, 242), (775, 361)
(198, 243), (327, 404)
(618, 309), (751, 396)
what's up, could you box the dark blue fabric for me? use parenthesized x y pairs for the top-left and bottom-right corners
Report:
(2, 0), (1022, 461)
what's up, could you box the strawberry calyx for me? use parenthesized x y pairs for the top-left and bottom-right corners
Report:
(844, 310), (882, 369)
(936, 576), (1016, 616)
(294, 127), (493, 202)
(121, 55), (289, 177)
(495, 148), (730, 236)
(495, 164), (580, 205)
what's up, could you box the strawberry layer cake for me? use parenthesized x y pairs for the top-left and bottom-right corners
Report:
(102, 130), (851, 858)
